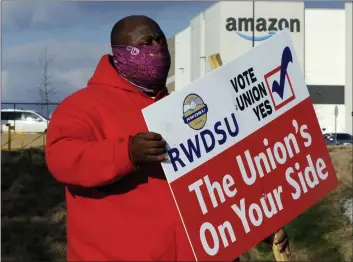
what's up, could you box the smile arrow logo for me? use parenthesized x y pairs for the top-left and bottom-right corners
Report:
(236, 31), (276, 41)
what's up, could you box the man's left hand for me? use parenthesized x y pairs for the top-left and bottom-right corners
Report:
(263, 228), (290, 256)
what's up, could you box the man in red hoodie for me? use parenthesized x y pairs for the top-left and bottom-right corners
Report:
(46, 15), (289, 261)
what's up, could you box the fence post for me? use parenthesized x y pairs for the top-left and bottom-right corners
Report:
(6, 124), (14, 151)
(43, 132), (46, 147)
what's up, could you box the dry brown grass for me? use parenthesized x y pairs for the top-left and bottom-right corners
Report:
(1, 146), (352, 261)
(1, 148), (66, 262)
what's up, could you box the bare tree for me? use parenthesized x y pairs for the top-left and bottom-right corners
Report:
(38, 45), (57, 118)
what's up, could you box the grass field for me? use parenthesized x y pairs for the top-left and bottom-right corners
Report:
(1, 146), (352, 261)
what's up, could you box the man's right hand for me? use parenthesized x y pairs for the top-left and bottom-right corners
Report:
(130, 132), (168, 165)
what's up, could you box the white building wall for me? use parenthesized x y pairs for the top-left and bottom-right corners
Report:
(345, 2), (353, 135)
(175, 28), (191, 91)
(304, 9), (345, 85)
(204, 3), (222, 74)
(314, 104), (346, 133)
(190, 13), (206, 81)
(219, 1), (254, 64)
(193, 1), (305, 76)
(179, 5), (345, 87)
(253, 1), (305, 71)
(305, 9), (346, 133)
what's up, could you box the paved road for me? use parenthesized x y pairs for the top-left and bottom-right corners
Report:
(1, 132), (46, 150)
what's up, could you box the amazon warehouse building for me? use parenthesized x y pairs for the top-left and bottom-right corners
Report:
(166, 1), (353, 135)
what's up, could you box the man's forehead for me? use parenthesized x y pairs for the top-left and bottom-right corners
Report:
(125, 19), (160, 35)
(127, 24), (159, 38)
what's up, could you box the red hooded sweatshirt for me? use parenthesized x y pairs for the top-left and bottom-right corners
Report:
(45, 55), (195, 261)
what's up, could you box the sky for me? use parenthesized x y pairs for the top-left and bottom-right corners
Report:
(1, 0), (346, 106)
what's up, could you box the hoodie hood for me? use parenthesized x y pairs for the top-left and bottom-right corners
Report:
(87, 54), (168, 99)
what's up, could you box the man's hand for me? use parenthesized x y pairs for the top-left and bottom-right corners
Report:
(264, 228), (290, 256)
(130, 132), (168, 165)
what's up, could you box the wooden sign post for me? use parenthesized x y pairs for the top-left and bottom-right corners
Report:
(207, 53), (291, 262)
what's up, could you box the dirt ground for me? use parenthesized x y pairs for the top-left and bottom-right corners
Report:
(1, 132), (46, 150)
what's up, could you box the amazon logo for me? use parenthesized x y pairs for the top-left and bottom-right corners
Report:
(225, 17), (301, 41)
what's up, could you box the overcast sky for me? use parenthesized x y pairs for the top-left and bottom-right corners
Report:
(1, 1), (345, 104)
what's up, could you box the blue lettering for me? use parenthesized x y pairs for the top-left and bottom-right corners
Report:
(225, 113), (239, 137)
(169, 112), (240, 173)
(200, 129), (216, 153)
(214, 121), (227, 145)
(180, 135), (202, 163)
(168, 147), (186, 172)
(183, 106), (208, 124)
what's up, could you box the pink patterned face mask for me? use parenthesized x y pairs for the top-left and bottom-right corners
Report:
(112, 45), (171, 94)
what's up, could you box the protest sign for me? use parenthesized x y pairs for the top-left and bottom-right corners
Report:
(142, 29), (339, 261)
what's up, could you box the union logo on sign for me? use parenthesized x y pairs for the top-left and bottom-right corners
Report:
(182, 94), (208, 130)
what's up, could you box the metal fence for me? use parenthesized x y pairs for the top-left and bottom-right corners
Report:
(1, 102), (59, 118)
(1, 102), (60, 150)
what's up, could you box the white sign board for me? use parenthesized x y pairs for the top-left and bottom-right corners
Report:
(142, 29), (338, 261)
